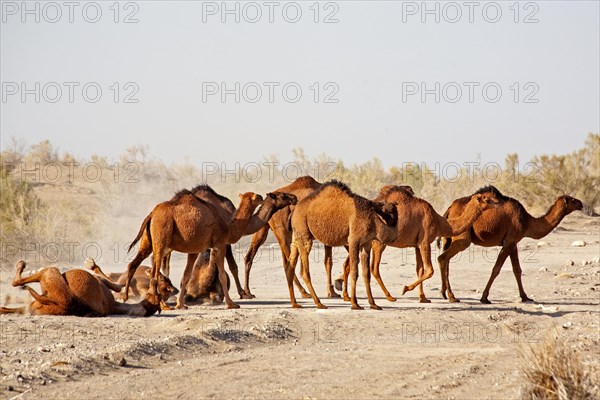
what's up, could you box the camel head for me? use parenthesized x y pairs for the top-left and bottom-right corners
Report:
(238, 192), (264, 210)
(144, 269), (179, 301)
(373, 201), (399, 227)
(141, 284), (162, 316)
(557, 195), (583, 214)
(265, 191), (298, 208)
(378, 185), (414, 198)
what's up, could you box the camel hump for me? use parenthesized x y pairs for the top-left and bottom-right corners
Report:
(84, 257), (96, 269)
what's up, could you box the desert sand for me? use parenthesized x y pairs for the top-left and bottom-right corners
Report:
(1, 212), (598, 399)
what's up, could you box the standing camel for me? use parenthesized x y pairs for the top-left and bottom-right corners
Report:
(286, 180), (398, 310)
(161, 186), (297, 299)
(0, 261), (160, 317)
(243, 176), (324, 299)
(336, 185), (500, 303)
(123, 189), (263, 309)
(437, 186), (583, 303)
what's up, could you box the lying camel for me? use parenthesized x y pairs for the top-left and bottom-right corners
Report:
(85, 258), (178, 307)
(0, 261), (160, 317)
(437, 186), (583, 303)
(287, 180), (399, 310)
(336, 185), (500, 302)
(182, 251), (230, 304)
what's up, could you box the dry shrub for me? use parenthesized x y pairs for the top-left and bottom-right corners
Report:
(520, 334), (599, 399)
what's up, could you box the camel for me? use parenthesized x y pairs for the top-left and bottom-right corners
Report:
(437, 186), (583, 303)
(0, 260), (160, 317)
(86, 258), (178, 306)
(156, 187), (297, 300)
(182, 251), (230, 304)
(123, 188), (264, 309)
(243, 176), (328, 299)
(286, 180), (399, 310)
(336, 185), (500, 303)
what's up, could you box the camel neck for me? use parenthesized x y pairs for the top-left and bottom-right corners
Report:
(445, 198), (482, 236)
(227, 200), (256, 242)
(525, 201), (567, 239)
(374, 217), (398, 244)
(244, 202), (277, 235)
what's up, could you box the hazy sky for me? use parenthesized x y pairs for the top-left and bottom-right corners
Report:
(1, 1), (599, 168)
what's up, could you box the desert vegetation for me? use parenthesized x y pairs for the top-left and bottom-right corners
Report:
(0, 133), (598, 270)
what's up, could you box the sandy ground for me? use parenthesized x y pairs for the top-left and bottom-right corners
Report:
(0, 212), (599, 399)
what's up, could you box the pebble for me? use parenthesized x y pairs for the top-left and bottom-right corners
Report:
(566, 260), (575, 266)
(581, 260), (589, 266)
(537, 241), (549, 247)
(562, 322), (573, 329)
(539, 267), (548, 272)
(118, 358), (127, 367)
(571, 240), (586, 247)
(593, 257), (600, 264)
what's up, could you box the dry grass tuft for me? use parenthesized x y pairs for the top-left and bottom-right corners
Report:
(520, 334), (599, 399)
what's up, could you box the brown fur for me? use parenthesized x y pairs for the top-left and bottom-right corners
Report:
(123, 188), (263, 310)
(0, 261), (159, 317)
(183, 251), (230, 304)
(286, 180), (399, 310)
(243, 176), (328, 299)
(85, 258), (178, 307)
(336, 186), (499, 302)
(437, 186), (583, 303)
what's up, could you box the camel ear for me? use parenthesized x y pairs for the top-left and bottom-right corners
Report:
(267, 192), (276, 199)
(238, 193), (243, 199)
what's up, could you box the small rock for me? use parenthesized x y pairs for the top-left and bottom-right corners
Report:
(571, 241), (586, 247)
(539, 267), (548, 272)
(562, 322), (573, 329)
(118, 358), (127, 367)
(537, 241), (549, 247)
(581, 260), (589, 266)
(592, 257), (600, 264)
(566, 260), (575, 266)
(7, 386), (14, 391)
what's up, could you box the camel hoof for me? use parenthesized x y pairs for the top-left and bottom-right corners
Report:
(419, 298), (431, 304)
(161, 304), (174, 311)
(386, 296), (397, 302)
(334, 279), (343, 292)
(227, 303), (240, 309)
(351, 304), (364, 310)
(316, 304), (328, 310)
(521, 297), (534, 303)
(370, 304), (382, 310)
(480, 298), (491, 305)
(441, 292), (448, 300)
(240, 292), (255, 300)
(176, 304), (188, 310)
(327, 291), (341, 299)
(300, 292), (312, 299)
(342, 295), (351, 302)
(402, 285), (409, 295)
(449, 297), (460, 303)
(292, 303), (303, 309)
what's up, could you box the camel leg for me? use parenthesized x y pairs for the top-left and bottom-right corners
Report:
(11, 261), (48, 287)
(97, 276), (124, 293)
(216, 245), (239, 309)
(324, 246), (339, 298)
(224, 245), (245, 299)
(370, 241), (396, 302)
(123, 240), (152, 301)
(509, 246), (533, 302)
(414, 249), (430, 303)
(297, 238), (326, 309)
(348, 242), (362, 310)
(437, 238), (470, 302)
(480, 245), (513, 304)
(277, 227), (311, 298)
(243, 224), (269, 298)
(361, 244), (380, 310)
(402, 243), (434, 295)
(285, 237), (302, 308)
(176, 253), (198, 309)
(162, 253), (171, 277)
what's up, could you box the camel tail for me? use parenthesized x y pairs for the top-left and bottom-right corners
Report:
(0, 306), (26, 314)
(436, 207), (452, 250)
(128, 213), (152, 253)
